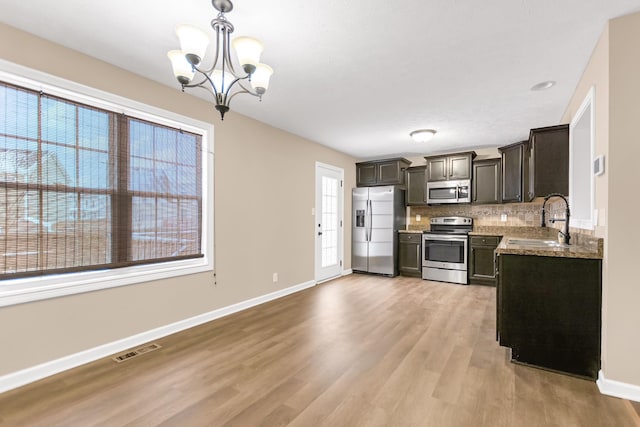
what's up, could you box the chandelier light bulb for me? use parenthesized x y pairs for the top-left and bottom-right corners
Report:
(232, 36), (264, 74)
(175, 25), (210, 65)
(167, 50), (195, 85)
(250, 63), (274, 94)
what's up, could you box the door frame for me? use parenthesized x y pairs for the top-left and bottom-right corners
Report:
(314, 161), (345, 283)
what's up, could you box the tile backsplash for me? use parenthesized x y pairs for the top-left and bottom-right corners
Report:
(408, 198), (594, 236)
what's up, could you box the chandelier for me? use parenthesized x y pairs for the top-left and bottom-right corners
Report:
(167, 0), (273, 120)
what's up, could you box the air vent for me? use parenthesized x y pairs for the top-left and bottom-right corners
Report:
(112, 343), (161, 363)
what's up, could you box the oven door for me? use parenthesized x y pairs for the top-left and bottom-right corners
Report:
(422, 234), (468, 271)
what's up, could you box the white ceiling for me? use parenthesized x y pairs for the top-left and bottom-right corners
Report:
(2, 0), (639, 160)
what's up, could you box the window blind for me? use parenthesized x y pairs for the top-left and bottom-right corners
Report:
(0, 81), (203, 279)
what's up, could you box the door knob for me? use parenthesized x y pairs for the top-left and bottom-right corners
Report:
(318, 232), (323, 236)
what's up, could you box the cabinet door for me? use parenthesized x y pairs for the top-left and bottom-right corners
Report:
(472, 159), (501, 204)
(405, 167), (426, 205)
(501, 143), (524, 202)
(469, 245), (497, 285)
(426, 157), (448, 182)
(530, 125), (569, 198)
(356, 163), (377, 187)
(377, 161), (404, 185)
(449, 154), (472, 180)
(398, 235), (421, 277)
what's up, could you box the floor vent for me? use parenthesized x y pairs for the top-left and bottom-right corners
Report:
(112, 343), (161, 363)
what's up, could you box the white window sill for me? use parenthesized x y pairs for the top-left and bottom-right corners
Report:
(0, 257), (213, 307)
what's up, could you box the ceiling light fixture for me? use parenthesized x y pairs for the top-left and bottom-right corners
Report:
(167, 0), (273, 120)
(530, 81), (556, 91)
(410, 129), (437, 143)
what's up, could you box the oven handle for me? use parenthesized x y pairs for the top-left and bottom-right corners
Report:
(423, 235), (467, 242)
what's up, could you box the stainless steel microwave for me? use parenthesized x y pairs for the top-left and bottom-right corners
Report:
(426, 180), (471, 204)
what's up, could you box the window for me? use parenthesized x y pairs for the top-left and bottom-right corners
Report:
(569, 86), (595, 230)
(0, 64), (213, 306)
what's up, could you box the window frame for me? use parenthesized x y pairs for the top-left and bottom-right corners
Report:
(0, 60), (214, 307)
(568, 86), (595, 230)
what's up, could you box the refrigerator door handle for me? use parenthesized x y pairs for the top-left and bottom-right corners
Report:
(364, 199), (369, 241)
(367, 199), (373, 242)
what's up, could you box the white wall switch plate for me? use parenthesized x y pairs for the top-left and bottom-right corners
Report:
(272, 273), (278, 283)
(416, 214), (421, 222)
(500, 214), (507, 222)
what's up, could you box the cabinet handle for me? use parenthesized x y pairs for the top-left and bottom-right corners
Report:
(417, 245), (420, 260)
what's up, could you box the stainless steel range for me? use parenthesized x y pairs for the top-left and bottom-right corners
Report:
(422, 216), (473, 284)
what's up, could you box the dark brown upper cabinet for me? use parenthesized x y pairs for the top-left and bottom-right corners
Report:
(499, 141), (529, 203)
(472, 158), (502, 205)
(527, 124), (569, 200)
(356, 158), (411, 187)
(425, 152), (475, 182)
(405, 166), (427, 205)
(499, 124), (569, 203)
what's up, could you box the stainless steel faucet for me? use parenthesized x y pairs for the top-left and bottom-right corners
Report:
(541, 193), (571, 245)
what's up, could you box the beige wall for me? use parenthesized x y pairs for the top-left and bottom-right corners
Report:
(561, 12), (640, 387)
(605, 12), (640, 386)
(0, 23), (355, 375)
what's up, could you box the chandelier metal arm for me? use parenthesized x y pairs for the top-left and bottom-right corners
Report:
(168, 0), (273, 120)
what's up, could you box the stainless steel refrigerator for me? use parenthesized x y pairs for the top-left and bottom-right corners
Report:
(352, 186), (406, 276)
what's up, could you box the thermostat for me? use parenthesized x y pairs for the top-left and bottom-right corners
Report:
(594, 155), (605, 176)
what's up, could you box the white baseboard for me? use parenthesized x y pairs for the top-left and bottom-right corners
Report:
(597, 370), (640, 402)
(0, 279), (316, 394)
(342, 269), (353, 276)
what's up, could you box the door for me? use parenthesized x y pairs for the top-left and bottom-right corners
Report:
(368, 186), (396, 275)
(315, 162), (344, 282)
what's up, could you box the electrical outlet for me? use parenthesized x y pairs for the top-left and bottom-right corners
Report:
(416, 214), (421, 222)
(500, 214), (507, 222)
(272, 273), (278, 283)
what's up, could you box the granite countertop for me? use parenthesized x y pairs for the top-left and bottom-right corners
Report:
(402, 226), (603, 259)
(480, 226), (604, 260)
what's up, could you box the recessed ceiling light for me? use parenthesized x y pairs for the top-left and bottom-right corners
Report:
(410, 129), (436, 143)
(530, 81), (556, 91)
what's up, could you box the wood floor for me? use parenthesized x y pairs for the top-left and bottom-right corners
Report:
(0, 274), (637, 426)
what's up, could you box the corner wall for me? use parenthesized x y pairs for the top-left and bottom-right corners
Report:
(561, 11), (640, 394)
(0, 23), (355, 377)
(605, 12), (640, 388)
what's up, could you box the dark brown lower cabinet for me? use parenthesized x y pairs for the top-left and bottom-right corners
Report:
(468, 235), (501, 286)
(398, 233), (422, 277)
(497, 254), (602, 379)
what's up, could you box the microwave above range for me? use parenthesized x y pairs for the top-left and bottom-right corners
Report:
(426, 179), (471, 204)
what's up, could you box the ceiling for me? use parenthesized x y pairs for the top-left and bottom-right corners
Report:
(2, 0), (639, 160)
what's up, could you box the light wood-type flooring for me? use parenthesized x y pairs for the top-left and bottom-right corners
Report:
(1, 274), (638, 426)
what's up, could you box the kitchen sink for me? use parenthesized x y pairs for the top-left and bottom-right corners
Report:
(506, 238), (568, 248)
